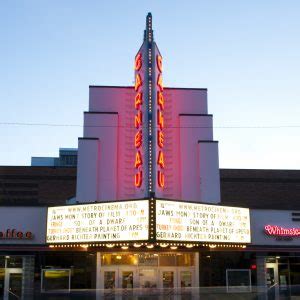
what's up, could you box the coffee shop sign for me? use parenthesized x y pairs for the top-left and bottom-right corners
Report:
(0, 229), (33, 239)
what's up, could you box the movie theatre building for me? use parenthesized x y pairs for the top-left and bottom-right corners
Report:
(60, 12), (251, 291)
(1, 13), (300, 300)
(43, 13), (246, 291)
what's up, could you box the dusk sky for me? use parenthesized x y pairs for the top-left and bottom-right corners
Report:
(1, 1), (300, 169)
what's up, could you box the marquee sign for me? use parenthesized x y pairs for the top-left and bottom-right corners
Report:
(46, 200), (149, 243)
(156, 200), (251, 243)
(47, 199), (251, 245)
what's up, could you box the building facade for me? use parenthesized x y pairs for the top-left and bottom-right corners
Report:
(76, 14), (220, 204)
(1, 13), (300, 300)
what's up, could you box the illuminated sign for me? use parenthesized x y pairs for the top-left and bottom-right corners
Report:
(46, 200), (149, 243)
(133, 15), (166, 194)
(264, 225), (300, 237)
(0, 229), (33, 239)
(156, 55), (165, 188)
(134, 53), (144, 188)
(156, 200), (251, 243)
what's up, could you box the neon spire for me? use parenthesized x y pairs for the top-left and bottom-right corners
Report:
(144, 13), (154, 42)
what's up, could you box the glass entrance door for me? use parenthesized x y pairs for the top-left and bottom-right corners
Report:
(179, 269), (193, 288)
(159, 268), (194, 289)
(103, 270), (116, 289)
(266, 263), (279, 300)
(159, 268), (177, 289)
(101, 268), (137, 289)
(0, 268), (4, 300)
(139, 268), (157, 288)
(121, 270), (134, 289)
(119, 268), (137, 289)
(3, 269), (22, 300)
(8, 273), (22, 300)
(101, 268), (118, 289)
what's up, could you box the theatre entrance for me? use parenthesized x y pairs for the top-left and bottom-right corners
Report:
(97, 252), (198, 289)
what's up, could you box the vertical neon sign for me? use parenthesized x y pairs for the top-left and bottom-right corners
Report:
(156, 55), (165, 188)
(133, 13), (165, 194)
(134, 53), (143, 188)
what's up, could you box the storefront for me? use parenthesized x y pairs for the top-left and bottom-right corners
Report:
(251, 209), (300, 299)
(4, 204), (300, 300)
(0, 206), (46, 299)
(2, 207), (96, 297)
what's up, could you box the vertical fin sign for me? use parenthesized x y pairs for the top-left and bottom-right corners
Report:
(156, 55), (165, 188)
(134, 53), (143, 188)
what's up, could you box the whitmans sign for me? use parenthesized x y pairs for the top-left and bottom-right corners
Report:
(264, 225), (300, 237)
(46, 199), (251, 244)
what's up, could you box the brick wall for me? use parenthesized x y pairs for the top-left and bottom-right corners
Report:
(0, 166), (76, 205)
(1, 166), (300, 209)
(220, 169), (300, 209)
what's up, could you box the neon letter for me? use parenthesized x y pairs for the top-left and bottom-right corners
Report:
(135, 171), (142, 187)
(157, 74), (163, 91)
(158, 171), (165, 188)
(135, 130), (142, 148)
(157, 91), (164, 110)
(157, 110), (164, 130)
(135, 111), (142, 129)
(135, 53), (142, 71)
(157, 151), (165, 168)
(135, 74), (142, 91)
(135, 151), (143, 168)
(157, 55), (163, 73)
(158, 130), (164, 148)
(135, 93), (143, 110)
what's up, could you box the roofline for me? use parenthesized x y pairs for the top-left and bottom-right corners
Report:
(84, 111), (118, 115)
(89, 85), (133, 89)
(165, 87), (207, 91)
(220, 168), (300, 171)
(179, 114), (212, 117)
(0, 166), (299, 172)
(0, 166), (76, 169)
(89, 85), (207, 91)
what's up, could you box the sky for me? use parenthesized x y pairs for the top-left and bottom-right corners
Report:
(0, 1), (300, 169)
